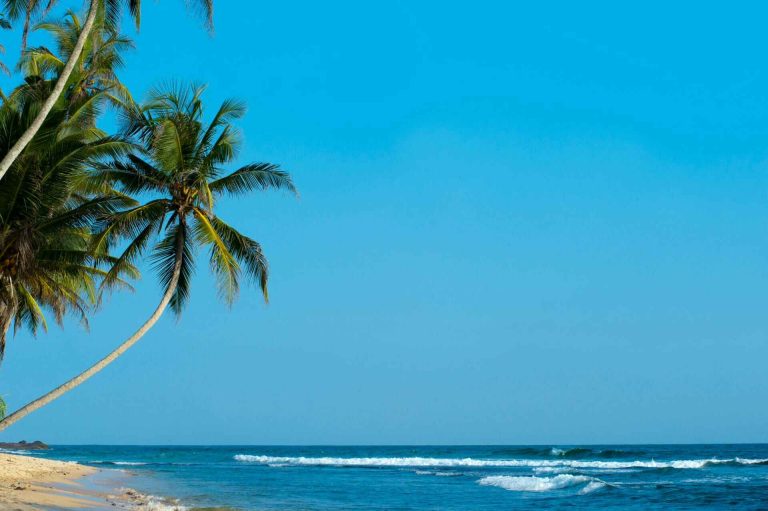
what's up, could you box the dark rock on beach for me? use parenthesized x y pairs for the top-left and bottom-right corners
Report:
(0, 440), (49, 450)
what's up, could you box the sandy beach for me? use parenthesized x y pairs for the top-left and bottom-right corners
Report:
(0, 452), (101, 509)
(0, 452), (164, 510)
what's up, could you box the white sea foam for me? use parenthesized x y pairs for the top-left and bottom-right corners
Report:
(550, 448), (566, 456)
(534, 466), (641, 475)
(478, 474), (596, 492)
(143, 495), (187, 511)
(0, 449), (32, 455)
(93, 460), (147, 466)
(233, 454), (768, 470)
(414, 469), (463, 477)
(579, 481), (607, 495)
(115, 488), (187, 511)
(735, 457), (765, 465)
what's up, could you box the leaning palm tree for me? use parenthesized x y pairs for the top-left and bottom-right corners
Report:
(0, 0), (214, 183)
(0, 4), (141, 356)
(0, 83), (296, 431)
(0, 78), (138, 360)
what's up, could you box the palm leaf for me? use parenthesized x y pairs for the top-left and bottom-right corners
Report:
(150, 221), (194, 316)
(208, 163), (297, 197)
(210, 215), (269, 302)
(192, 207), (240, 304)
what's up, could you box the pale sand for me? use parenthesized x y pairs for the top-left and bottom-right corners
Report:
(0, 452), (111, 510)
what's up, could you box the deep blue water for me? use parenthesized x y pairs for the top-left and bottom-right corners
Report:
(24, 445), (768, 510)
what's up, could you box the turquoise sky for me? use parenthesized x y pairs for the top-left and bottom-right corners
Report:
(1, 1), (767, 444)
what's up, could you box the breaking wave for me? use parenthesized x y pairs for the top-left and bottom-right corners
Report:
(233, 454), (768, 470)
(478, 474), (606, 493)
(143, 495), (187, 511)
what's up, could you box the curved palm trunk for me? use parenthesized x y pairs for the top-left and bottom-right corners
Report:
(0, 311), (11, 362)
(0, 0), (99, 183)
(0, 242), (183, 432)
(0, 282), (16, 361)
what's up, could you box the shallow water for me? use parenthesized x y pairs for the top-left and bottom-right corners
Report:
(27, 445), (768, 510)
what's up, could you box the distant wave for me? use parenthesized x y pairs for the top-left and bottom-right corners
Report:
(414, 470), (463, 477)
(492, 447), (644, 459)
(599, 449), (645, 459)
(551, 448), (592, 457)
(233, 455), (768, 470)
(92, 461), (148, 466)
(491, 447), (547, 457)
(478, 474), (606, 494)
(0, 448), (34, 455)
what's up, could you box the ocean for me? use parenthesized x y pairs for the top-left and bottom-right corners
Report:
(25, 444), (768, 510)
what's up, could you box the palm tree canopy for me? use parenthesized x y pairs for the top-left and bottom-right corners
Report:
(0, 83), (138, 359)
(3, 0), (213, 45)
(0, 0), (215, 187)
(17, 7), (135, 110)
(93, 83), (297, 314)
(0, 8), (139, 359)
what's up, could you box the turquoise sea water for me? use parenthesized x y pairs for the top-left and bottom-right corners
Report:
(25, 445), (768, 510)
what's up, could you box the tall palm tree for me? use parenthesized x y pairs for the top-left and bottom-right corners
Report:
(0, 79), (138, 360)
(0, 0), (214, 183)
(0, 83), (296, 431)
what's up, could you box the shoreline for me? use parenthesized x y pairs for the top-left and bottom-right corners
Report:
(0, 452), (181, 510)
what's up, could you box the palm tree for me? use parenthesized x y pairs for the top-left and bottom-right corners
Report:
(18, 8), (135, 110)
(0, 83), (296, 431)
(0, 2), (140, 357)
(0, 77), (138, 360)
(0, 0), (214, 183)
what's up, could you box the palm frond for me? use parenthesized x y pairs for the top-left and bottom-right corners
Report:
(150, 221), (194, 316)
(210, 215), (269, 302)
(209, 163), (297, 197)
(192, 208), (240, 304)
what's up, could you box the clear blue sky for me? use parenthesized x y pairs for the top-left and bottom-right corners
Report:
(1, 1), (767, 445)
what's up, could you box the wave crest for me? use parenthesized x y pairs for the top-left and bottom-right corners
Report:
(478, 474), (605, 493)
(233, 454), (768, 470)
